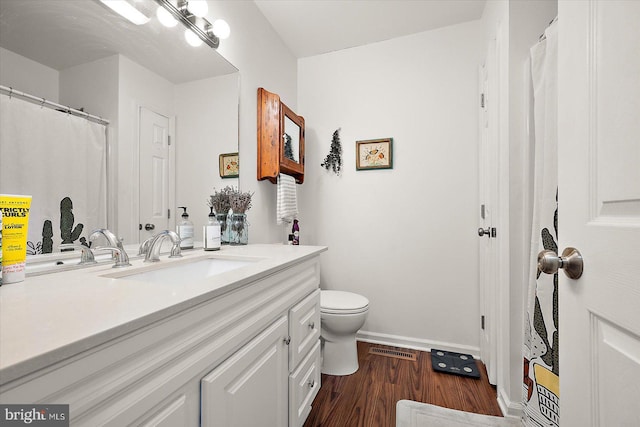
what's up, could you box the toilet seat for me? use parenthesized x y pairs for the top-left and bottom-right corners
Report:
(321, 290), (369, 315)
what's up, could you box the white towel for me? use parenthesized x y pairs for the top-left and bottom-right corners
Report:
(276, 174), (298, 224)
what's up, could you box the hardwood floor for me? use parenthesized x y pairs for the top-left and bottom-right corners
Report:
(304, 341), (503, 427)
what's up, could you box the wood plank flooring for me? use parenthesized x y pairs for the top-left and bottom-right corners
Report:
(304, 341), (503, 427)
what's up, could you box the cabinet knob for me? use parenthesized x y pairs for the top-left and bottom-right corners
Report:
(308, 379), (315, 388)
(283, 336), (291, 345)
(308, 321), (315, 329)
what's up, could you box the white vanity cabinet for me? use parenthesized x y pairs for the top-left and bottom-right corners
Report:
(201, 289), (321, 427)
(0, 251), (324, 427)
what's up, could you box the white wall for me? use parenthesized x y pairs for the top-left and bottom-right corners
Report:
(209, 1), (298, 244)
(298, 21), (483, 354)
(175, 72), (240, 239)
(0, 47), (59, 102)
(117, 55), (175, 244)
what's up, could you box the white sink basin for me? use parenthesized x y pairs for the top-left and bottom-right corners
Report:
(117, 258), (253, 285)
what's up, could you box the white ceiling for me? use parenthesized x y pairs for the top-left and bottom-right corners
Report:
(0, 0), (237, 84)
(254, 0), (487, 58)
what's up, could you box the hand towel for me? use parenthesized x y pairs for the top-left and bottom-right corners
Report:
(277, 173), (298, 224)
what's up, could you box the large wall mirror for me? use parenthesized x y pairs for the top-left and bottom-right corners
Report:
(0, 0), (240, 255)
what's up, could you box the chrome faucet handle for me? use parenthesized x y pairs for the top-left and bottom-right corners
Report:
(138, 236), (154, 256)
(166, 230), (182, 258)
(58, 244), (97, 265)
(94, 246), (132, 268)
(144, 230), (182, 263)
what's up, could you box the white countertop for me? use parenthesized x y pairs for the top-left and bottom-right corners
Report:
(0, 244), (327, 384)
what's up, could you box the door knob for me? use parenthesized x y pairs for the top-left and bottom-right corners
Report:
(478, 227), (496, 238)
(538, 247), (583, 279)
(144, 223), (155, 231)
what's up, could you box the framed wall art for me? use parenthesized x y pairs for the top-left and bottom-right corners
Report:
(219, 152), (239, 178)
(356, 138), (393, 170)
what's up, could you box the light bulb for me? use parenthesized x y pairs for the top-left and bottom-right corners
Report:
(187, 0), (208, 17)
(212, 19), (230, 40)
(184, 29), (203, 47)
(156, 6), (177, 27)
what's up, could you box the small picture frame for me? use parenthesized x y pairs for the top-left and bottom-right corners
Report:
(356, 138), (393, 170)
(219, 152), (239, 178)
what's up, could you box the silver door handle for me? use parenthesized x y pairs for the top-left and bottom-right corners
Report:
(538, 247), (583, 279)
(145, 223), (155, 231)
(478, 227), (496, 238)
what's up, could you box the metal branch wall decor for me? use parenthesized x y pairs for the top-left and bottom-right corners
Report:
(321, 128), (343, 175)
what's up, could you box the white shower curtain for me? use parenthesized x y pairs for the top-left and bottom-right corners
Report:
(523, 20), (559, 427)
(0, 95), (107, 254)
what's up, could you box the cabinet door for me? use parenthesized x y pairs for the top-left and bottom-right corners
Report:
(201, 316), (289, 427)
(289, 289), (321, 371)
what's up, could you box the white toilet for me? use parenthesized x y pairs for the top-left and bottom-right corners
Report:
(320, 290), (369, 376)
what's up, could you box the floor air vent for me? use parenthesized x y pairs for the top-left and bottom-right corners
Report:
(369, 347), (417, 361)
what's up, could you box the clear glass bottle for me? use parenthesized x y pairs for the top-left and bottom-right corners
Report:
(229, 213), (248, 245)
(176, 206), (194, 249)
(203, 207), (221, 251)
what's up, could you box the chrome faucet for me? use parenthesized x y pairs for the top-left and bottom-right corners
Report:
(138, 236), (154, 256)
(89, 229), (131, 268)
(58, 243), (97, 265)
(144, 230), (182, 262)
(93, 246), (132, 268)
(89, 228), (122, 249)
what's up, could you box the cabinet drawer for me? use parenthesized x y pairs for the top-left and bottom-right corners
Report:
(289, 289), (321, 370)
(288, 341), (321, 427)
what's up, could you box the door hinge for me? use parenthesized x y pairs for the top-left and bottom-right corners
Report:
(167, 135), (171, 146)
(480, 93), (485, 108)
(480, 204), (486, 219)
(168, 209), (171, 219)
(481, 315), (485, 330)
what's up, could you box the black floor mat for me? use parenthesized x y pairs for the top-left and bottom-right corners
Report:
(430, 349), (480, 379)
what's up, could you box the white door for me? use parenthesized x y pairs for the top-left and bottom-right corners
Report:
(478, 39), (498, 385)
(558, 1), (640, 426)
(139, 107), (171, 242)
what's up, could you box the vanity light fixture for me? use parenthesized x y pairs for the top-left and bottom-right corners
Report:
(99, 0), (151, 25)
(153, 0), (230, 49)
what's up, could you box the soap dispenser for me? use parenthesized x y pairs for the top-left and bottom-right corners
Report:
(203, 206), (221, 251)
(177, 206), (194, 249)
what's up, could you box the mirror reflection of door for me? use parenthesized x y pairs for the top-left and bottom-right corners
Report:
(283, 115), (300, 164)
(139, 107), (172, 242)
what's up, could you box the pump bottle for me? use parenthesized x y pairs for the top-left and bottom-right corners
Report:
(177, 206), (194, 249)
(203, 207), (221, 251)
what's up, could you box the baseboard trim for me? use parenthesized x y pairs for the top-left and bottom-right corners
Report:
(356, 330), (481, 359)
(497, 388), (524, 420)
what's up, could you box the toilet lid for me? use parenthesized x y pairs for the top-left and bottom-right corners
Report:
(321, 290), (369, 314)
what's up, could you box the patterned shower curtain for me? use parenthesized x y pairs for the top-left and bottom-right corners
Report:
(523, 20), (559, 427)
(0, 95), (107, 254)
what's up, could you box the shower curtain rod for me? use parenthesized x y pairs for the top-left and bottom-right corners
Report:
(0, 85), (109, 126)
